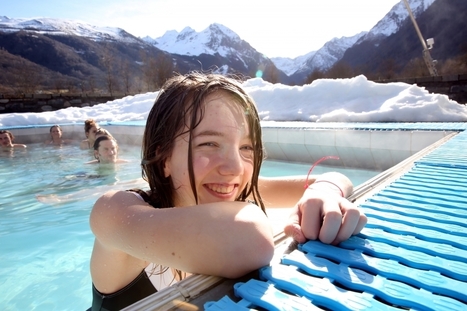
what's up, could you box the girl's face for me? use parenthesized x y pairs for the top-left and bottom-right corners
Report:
(95, 139), (118, 163)
(50, 127), (62, 139)
(0, 133), (13, 147)
(164, 92), (254, 207)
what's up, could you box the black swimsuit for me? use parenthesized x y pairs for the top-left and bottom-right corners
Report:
(89, 189), (159, 311)
(90, 269), (157, 311)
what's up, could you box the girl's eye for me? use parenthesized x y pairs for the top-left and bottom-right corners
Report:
(240, 145), (254, 158)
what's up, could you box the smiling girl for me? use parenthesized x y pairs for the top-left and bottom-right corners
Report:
(88, 73), (366, 310)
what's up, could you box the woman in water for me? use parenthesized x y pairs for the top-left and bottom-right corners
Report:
(86, 135), (128, 164)
(88, 73), (367, 310)
(0, 130), (27, 149)
(80, 119), (100, 150)
(44, 125), (72, 146)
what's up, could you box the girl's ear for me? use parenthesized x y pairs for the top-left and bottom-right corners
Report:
(163, 157), (171, 178)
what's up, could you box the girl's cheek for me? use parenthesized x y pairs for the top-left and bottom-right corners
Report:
(194, 154), (215, 171)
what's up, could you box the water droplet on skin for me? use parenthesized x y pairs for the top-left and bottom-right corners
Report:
(149, 214), (154, 218)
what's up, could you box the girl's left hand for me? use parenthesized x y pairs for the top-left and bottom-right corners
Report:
(283, 188), (367, 245)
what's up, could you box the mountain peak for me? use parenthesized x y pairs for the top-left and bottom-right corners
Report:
(145, 23), (243, 57)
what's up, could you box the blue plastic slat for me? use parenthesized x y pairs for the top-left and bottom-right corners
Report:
(411, 164), (467, 179)
(388, 183), (467, 204)
(297, 242), (467, 302)
(359, 227), (467, 262)
(259, 265), (400, 311)
(364, 217), (467, 250)
(233, 279), (322, 311)
(376, 188), (467, 211)
(361, 208), (467, 237)
(360, 197), (467, 226)
(398, 174), (467, 190)
(416, 161), (467, 169)
(339, 236), (467, 281)
(281, 250), (467, 311)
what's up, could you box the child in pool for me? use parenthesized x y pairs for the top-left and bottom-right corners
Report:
(80, 119), (100, 150)
(44, 125), (73, 145)
(86, 135), (129, 165)
(0, 130), (27, 149)
(88, 73), (367, 310)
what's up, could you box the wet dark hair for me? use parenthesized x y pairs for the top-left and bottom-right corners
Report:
(0, 130), (14, 141)
(84, 119), (99, 138)
(95, 128), (114, 140)
(141, 72), (265, 212)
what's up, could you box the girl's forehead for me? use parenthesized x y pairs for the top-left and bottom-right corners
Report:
(100, 140), (117, 147)
(199, 96), (249, 132)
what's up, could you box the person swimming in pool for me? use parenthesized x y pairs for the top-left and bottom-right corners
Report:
(80, 119), (100, 150)
(86, 135), (129, 165)
(88, 73), (367, 310)
(44, 125), (73, 146)
(0, 130), (27, 149)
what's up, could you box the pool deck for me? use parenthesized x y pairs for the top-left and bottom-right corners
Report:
(124, 125), (467, 310)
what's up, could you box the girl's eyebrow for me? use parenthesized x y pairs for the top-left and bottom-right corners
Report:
(193, 130), (224, 138)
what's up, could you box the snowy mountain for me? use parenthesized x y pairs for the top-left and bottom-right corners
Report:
(144, 23), (248, 57)
(269, 52), (316, 77)
(358, 0), (436, 43)
(271, 0), (436, 78)
(143, 23), (274, 76)
(0, 0), (457, 92)
(0, 16), (142, 44)
(143, 0), (435, 79)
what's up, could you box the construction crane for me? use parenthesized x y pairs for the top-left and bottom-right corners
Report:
(402, 0), (439, 77)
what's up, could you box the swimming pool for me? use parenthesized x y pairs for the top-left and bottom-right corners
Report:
(0, 144), (379, 310)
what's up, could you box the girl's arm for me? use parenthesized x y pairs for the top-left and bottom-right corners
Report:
(90, 190), (275, 280)
(258, 175), (313, 208)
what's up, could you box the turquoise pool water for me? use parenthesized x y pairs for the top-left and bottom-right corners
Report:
(0, 144), (379, 310)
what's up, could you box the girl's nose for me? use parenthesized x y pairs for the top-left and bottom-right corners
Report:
(218, 148), (244, 176)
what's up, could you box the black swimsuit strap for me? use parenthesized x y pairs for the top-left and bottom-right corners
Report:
(127, 188), (161, 208)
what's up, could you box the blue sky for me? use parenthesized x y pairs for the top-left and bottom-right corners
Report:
(2, 0), (401, 58)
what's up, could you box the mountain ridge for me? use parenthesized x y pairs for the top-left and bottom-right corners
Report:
(1, 0), (465, 94)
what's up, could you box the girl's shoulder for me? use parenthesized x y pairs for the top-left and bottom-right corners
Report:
(79, 139), (90, 149)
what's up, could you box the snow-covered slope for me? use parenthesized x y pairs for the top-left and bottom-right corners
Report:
(360, 0), (436, 42)
(272, 0), (436, 76)
(0, 16), (141, 44)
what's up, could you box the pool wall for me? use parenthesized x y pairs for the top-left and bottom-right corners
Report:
(4, 122), (459, 171)
(261, 127), (453, 170)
